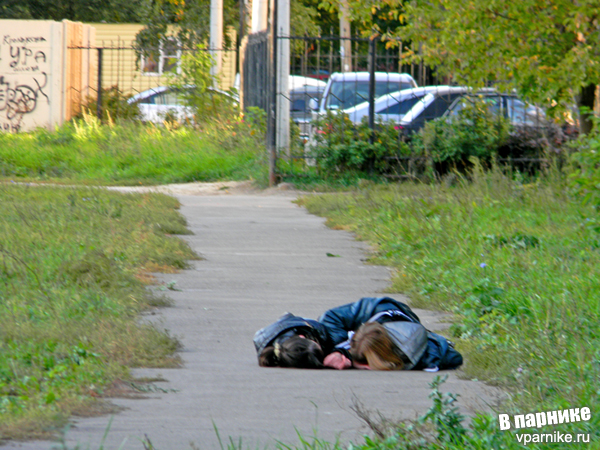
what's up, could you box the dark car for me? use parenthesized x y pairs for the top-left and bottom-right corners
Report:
(399, 88), (546, 135)
(443, 91), (546, 127)
(397, 87), (469, 135)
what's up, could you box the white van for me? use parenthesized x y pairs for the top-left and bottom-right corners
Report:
(312, 71), (417, 114)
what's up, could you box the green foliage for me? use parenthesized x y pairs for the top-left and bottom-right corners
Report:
(167, 48), (239, 125)
(569, 116), (600, 217)
(416, 99), (511, 165)
(309, 111), (409, 175)
(0, 0), (146, 22)
(79, 86), (141, 123)
(399, 0), (600, 132)
(298, 168), (600, 435)
(336, 0), (599, 133)
(135, 0), (239, 52)
(0, 114), (268, 186)
(0, 185), (197, 439)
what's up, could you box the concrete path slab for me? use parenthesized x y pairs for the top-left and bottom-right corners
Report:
(2, 185), (502, 450)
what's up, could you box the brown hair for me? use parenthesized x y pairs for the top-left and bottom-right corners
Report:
(259, 335), (324, 369)
(350, 322), (409, 370)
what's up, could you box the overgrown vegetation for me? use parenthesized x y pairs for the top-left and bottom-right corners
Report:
(297, 159), (600, 448)
(0, 112), (267, 186)
(166, 47), (240, 125)
(309, 111), (411, 175)
(79, 86), (142, 123)
(292, 100), (574, 187)
(0, 184), (198, 440)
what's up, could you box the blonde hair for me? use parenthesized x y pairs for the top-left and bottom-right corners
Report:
(350, 322), (407, 370)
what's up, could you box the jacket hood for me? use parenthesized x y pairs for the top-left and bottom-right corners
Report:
(253, 313), (331, 356)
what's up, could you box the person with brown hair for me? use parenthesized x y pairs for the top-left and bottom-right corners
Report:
(318, 297), (463, 371)
(258, 335), (325, 368)
(253, 297), (462, 371)
(349, 322), (410, 370)
(253, 312), (332, 369)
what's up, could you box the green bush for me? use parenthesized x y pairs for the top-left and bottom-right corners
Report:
(415, 99), (511, 168)
(79, 86), (141, 122)
(569, 115), (600, 218)
(309, 111), (409, 175)
(167, 47), (239, 125)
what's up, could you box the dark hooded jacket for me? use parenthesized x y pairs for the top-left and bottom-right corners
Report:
(318, 297), (463, 371)
(253, 312), (333, 357)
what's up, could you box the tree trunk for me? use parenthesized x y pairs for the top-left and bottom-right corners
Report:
(578, 83), (597, 135)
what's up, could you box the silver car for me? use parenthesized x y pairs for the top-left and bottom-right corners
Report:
(128, 85), (239, 124)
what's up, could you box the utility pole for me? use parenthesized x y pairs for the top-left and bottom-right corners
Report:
(210, 0), (223, 86)
(276, 0), (290, 157)
(339, 0), (352, 72)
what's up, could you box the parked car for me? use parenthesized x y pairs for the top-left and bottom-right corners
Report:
(443, 91), (546, 127)
(343, 86), (461, 125)
(395, 88), (547, 136)
(289, 75), (327, 91)
(313, 71), (418, 114)
(290, 86), (325, 141)
(306, 69), (330, 81)
(128, 85), (239, 124)
(394, 86), (470, 134)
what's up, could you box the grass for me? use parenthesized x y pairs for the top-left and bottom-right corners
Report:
(2, 114), (597, 447)
(0, 113), (268, 186)
(297, 162), (600, 448)
(0, 184), (199, 440)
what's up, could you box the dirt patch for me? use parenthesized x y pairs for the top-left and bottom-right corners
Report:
(106, 181), (306, 197)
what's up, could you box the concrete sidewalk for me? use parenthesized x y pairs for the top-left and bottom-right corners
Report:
(3, 185), (502, 450)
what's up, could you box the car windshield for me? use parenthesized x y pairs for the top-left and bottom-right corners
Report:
(506, 97), (545, 126)
(326, 80), (414, 110)
(377, 95), (424, 116)
(138, 89), (183, 106)
(448, 95), (545, 125)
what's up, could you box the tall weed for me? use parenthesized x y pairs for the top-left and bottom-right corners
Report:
(0, 114), (267, 186)
(298, 165), (600, 442)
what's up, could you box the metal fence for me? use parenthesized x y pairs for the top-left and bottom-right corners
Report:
(66, 44), (238, 120)
(241, 30), (555, 180)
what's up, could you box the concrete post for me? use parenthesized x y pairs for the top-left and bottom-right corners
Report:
(339, 0), (352, 72)
(210, 0), (223, 86)
(276, 0), (290, 156)
(252, 0), (269, 32)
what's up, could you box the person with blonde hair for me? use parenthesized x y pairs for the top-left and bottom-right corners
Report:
(318, 297), (463, 371)
(253, 297), (462, 371)
(349, 322), (410, 370)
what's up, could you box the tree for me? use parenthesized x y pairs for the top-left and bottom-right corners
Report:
(0, 0), (146, 22)
(135, 0), (240, 52)
(340, 0), (600, 134)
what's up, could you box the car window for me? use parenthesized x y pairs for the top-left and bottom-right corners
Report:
(506, 97), (545, 126)
(377, 95), (423, 115)
(326, 80), (414, 110)
(291, 92), (322, 112)
(421, 93), (464, 120)
(448, 94), (502, 118)
(146, 90), (181, 106)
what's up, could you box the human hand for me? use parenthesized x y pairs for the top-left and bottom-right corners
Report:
(323, 352), (352, 370)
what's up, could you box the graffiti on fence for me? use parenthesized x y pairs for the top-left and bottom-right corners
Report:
(0, 33), (51, 131)
(0, 74), (48, 132)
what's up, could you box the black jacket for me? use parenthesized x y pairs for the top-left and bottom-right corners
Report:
(253, 312), (333, 356)
(318, 297), (463, 371)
